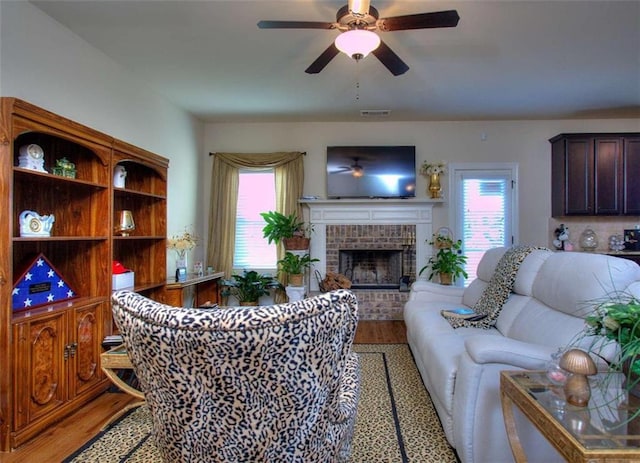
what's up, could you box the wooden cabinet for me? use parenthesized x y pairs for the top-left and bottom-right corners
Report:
(11, 302), (105, 447)
(0, 98), (168, 451)
(623, 138), (640, 215)
(551, 133), (640, 216)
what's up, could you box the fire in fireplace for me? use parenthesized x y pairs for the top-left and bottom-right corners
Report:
(339, 249), (403, 289)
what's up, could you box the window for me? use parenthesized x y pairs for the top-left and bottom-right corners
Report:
(449, 163), (518, 285)
(233, 169), (277, 269)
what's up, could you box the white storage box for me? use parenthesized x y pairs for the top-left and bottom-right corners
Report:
(112, 272), (135, 290)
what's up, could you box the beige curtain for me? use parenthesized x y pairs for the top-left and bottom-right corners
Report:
(207, 152), (304, 280)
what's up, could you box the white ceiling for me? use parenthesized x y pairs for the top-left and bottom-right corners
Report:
(31, 0), (640, 123)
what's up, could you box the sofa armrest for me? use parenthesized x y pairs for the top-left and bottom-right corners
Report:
(408, 280), (465, 303)
(464, 335), (556, 370)
(331, 352), (361, 424)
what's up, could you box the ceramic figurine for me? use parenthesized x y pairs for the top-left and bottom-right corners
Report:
(113, 165), (127, 188)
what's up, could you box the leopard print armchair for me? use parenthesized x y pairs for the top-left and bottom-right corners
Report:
(111, 289), (361, 463)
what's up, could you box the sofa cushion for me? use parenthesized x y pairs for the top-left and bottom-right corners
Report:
(512, 249), (554, 296)
(461, 279), (487, 308)
(532, 252), (640, 317)
(493, 293), (532, 335)
(415, 325), (497, 418)
(475, 246), (508, 282)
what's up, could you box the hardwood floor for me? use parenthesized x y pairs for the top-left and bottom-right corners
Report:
(0, 320), (406, 462)
(354, 319), (407, 344)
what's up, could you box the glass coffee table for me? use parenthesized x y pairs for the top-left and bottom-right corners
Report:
(500, 370), (640, 462)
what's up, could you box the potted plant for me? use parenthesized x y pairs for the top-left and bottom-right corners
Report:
(582, 296), (640, 396)
(260, 210), (312, 250)
(419, 238), (468, 285)
(221, 270), (279, 305)
(277, 252), (319, 286)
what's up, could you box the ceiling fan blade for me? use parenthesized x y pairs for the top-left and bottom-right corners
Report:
(372, 40), (409, 76)
(305, 43), (340, 74)
(257, 20), (336, 30)
(378, 10), (460, 31)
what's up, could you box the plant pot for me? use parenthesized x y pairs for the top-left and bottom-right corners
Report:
(623, 359), (640, 398)
(283, 236), (310, 250)
(239, 301), (258, 306)
(288, 273), (304, 286)
(439, 273), (453, 285)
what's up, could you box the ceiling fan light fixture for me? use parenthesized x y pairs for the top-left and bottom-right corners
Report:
(335, 29), (380, 60)
(352, 165), (364, 177)
(349, 0), (371, 16)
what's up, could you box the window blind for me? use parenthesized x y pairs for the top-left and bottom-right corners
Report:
(233, 170), (277, 269)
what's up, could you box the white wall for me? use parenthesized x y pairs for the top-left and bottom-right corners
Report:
(0, 2), (205, 274)
(204, 119), (640, 249)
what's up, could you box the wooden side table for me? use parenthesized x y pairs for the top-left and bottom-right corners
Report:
(163, 271), (224, 307)
(500, 370), (640, 463)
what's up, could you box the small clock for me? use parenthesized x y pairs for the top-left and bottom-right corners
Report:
(18, 144), (47, 172)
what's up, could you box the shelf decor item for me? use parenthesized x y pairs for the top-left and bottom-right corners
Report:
(12, 253), (77, 311)
(579, 227), (598, 252)
(420, 160), (446, 199)
(167, 227), (198, 274)
(113, 165), (127, 188)
(52, 157), (76, 178)
(19, 210), (55, 237)
(115, 210), (135, 236)
(559, 348), (597, 407)
(18, 143), (47, 172)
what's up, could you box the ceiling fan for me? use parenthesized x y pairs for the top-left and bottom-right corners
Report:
(257, 0), (460, 76)
(334, 158), (365, 177)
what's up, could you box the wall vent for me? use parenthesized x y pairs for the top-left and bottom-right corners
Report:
(360, 109), (391, 117)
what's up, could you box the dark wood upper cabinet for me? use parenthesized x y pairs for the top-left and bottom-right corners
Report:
(551, 133), (640, 216)
(624, 138), (640, 215)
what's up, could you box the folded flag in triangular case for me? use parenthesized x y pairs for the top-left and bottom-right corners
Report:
(12, 253), (77, 311)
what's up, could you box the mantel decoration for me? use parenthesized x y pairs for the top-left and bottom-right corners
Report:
(167, 227), (198, 273)
(420, 160), (447, 199)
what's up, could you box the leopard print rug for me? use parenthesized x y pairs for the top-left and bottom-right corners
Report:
(64, 344), (458, 463)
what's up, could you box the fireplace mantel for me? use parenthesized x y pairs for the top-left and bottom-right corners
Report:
(301, 199), (435, 291)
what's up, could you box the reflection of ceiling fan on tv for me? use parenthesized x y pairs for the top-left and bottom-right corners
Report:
(258, 0), (460, 76)
(334, 158), (365, 177)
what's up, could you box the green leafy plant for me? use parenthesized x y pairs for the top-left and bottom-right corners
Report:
(419, 238), (468, 284)
(260, 211), (307, 244)
(584, 297), (640, 378)
(221, 270), (279, 303)
(277, 252), (319, 276)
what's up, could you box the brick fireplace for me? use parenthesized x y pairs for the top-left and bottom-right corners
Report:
(303, 199), (436, 319)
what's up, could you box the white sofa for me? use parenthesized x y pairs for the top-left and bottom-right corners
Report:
(404, 247), (640, 463)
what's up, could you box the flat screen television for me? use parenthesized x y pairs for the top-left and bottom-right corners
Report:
(326, 146), (416, 199)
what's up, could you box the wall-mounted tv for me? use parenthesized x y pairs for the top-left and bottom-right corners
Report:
(326, 146), (416, 199)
